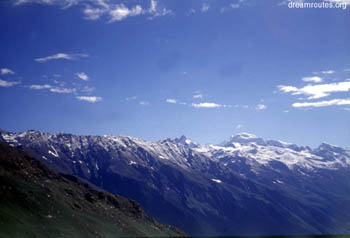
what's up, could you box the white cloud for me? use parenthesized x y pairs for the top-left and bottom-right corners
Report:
(82, 0), (172, 22)
(76, 72), (89, 81)
(236, 124), (243, 129)
(321, 70), (335, 74)
(292, 98), (350, 108)
(256, 104), (267, 110)
(0, 79), (20, 87)
(109, 4), (143, 22)
(81, 86), (95, 93)
(312, 70), (335, 75)
(193, 94), (203, 99)
(29, 84), (52, 90)
(76, 96), (102, 103)
(231, 3), (240, 8)
(14, 0), (79, 8)
(139, 101), (150, 106)
(83, 5), (106, 20)
(187, 8), (196, 15)
(35, 53), (88, 62)
(15, 0), (54, 5)
(221, 1), (241, 12)
(1, 68), (15, 75)
(29, 84), (75, 94)
(302, 76), (323, 83)
(201, 3), (210, 12)
(50, 87), (76, 94)
(166, 99), (177, 104)
(278, 81), (350, 99)
(148, 0), (172, 19)
(192, 102), (224, 108)
(125, 96), (137, 101)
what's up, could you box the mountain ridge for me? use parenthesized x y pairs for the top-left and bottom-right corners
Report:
(1, 129), (350, 236)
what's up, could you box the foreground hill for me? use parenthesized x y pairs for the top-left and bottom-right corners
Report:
(1, 130), (350, 236)
(0, 142), (185, 238)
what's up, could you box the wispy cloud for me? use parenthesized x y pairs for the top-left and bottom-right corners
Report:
(236, 124), (243, 129)
(166, 98), (177, 104)
(76, 72), (89, 81)
(76, 96), (102, 103)
(29, 84), (76, 94)
(81, 86), (95, 93)
(313, 70), (335, 75)
(187, 8), (196, 15)
(292, 98), (350, 108)
(29, 84), (52, 90)
(83, 0), (172, 22)
(125, 96), (137, 101)
(192, 102), (227, 108)
(50, 87), (76, 94)
(278, 81), (350, 100)
(256, 104), (267, 110)
(108, 4), (143, 22)
(193, 94), (203, 99)
(201, 3), (210, 12)
(14, 0), (78, 8)
(35, 53), (88, 62)
(302, 76), (323, 83)
(0, 79), (20, 87)
(1, 68), (15, 75)
(148, 0), (172, 19)
(139, 101), (150, 106)
(221, 3), (240, 13)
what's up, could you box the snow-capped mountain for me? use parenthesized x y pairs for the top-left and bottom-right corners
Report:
(1, 129), (350, 236)
(198, 132), (350, 172)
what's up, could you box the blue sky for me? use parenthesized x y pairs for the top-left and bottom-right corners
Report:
(1, 0), (350, 148)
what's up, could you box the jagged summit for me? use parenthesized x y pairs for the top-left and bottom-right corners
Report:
(174, 135), (199, 148)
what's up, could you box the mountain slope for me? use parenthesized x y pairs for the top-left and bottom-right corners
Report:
(0, 142), (185, 238)
(1, 130), (350, 236)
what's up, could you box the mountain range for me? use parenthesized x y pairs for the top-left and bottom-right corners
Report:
(1, 129), (350, 236)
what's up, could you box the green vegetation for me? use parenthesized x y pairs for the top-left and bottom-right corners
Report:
(0, 143), (185, 238)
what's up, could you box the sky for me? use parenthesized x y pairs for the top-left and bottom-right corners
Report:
(1, 0), (350, 148)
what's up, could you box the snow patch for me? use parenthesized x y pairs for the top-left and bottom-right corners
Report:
(273, 179), (284, 184)
(212, 179), (222, 184)
(48, 146), (59, 158)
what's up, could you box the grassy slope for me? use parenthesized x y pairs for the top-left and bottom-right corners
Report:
(0, 143), (185, 238)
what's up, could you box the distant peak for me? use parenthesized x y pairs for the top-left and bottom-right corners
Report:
(223, 132), (264, 146)
(317, 142), (344, 152)
(173, 135), (199, 148)
(232, 132), (258, 139)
